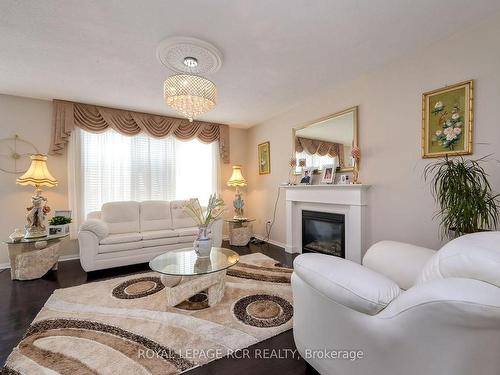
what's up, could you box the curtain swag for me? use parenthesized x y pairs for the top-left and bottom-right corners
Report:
(50, 100), (230, 163)
(295, 136), (345, 167)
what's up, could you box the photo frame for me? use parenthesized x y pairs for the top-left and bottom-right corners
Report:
(299, 167), (313, 185)
(321, 164), (335, 184)
(258, 141), (271, 174)
(422, 80), (473, 158)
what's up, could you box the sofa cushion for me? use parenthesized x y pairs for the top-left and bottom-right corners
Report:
(141, 229), (178, 240)
(140, 201), (173, 232)
(176, 227), (199, 237)
(101, 201), (140, 234)
(170, 200), (197, 229)
(98, 241), (143, 254)
(99, 232), (142, 245)
(416, 232), (500, 287)
(142, 237), (180, 248)
(177, 235), (198, 244)
(294, 253), (401, 315)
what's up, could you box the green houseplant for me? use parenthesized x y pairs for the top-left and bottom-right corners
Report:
(424, 156), (499, 239)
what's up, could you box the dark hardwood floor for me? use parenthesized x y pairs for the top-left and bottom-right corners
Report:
(0, 240), (319, 374)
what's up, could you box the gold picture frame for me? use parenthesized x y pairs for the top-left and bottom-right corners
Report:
(422, 80), (473, 158)
(258, 141), (271, 175)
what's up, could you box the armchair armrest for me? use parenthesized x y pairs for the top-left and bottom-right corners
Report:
(379, 277), (500, 319)
(293, 253), (401, 315)
(363, 241), (436, 290)
(79, 219), (109, 240)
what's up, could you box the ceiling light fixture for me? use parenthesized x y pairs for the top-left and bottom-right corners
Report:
(158, 38), (222, 122)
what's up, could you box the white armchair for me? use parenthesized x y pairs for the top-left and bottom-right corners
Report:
(292, 232), (500, 375)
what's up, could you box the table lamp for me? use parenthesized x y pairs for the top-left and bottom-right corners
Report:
(227, 165), (247, 219)
(16, 154), (58, 238)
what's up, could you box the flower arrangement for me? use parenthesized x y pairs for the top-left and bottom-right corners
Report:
(350, 146), (361, 184)
(431, 101), (463, 149)
(183, 194), (225, 229)
(288, 158), (297, 185)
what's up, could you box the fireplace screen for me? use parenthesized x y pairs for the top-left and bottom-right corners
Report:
(301, 210), (345, 258)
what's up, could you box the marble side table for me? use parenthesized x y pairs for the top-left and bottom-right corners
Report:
(3, 233), (69, 280)
(226, 218), (255, 246)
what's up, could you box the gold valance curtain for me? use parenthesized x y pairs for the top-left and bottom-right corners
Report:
(50, 100), (230, 163)
(295, 136), (345, 167)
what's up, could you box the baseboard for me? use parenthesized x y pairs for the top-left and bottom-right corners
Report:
(0, 254), (80, 270)
(252, 234), (286, 250)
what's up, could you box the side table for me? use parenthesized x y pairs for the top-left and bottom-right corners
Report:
(225, 219), (255, 246)
(3, 233), (69, 280)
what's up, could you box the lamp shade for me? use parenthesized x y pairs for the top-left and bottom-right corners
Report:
(227, 165), (247, 187)
(16, 154), (58, 188)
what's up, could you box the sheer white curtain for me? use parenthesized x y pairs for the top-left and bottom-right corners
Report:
(68, 128), (219, 230)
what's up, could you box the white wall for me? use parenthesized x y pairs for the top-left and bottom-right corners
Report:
(245, 14), (500, 251)
(0, 94), (77, 265)
(0, 93), (246, 266)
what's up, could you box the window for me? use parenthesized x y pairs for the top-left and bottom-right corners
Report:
(77, 128), (218, 218)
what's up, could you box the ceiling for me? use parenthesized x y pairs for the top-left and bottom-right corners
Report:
(1, 1), (500, 128)
(296, 112), (354, 145)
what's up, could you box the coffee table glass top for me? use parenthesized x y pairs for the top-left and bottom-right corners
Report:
(149, 247), (239, 276)
(4, 233), (69, 245)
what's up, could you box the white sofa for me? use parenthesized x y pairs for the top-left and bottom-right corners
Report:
(292, 232), (500, 375)
(78, 200), (223, 272)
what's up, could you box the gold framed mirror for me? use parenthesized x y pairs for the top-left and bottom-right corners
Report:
(292, 106), (358, 173)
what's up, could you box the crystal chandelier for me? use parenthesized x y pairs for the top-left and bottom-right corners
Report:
(163, 57), (217, 122)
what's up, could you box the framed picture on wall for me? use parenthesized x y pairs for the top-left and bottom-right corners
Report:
(258, 141), (271, 174)
(422, 80), (473, 158)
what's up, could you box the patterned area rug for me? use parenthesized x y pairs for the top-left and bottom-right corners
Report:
(3, 253), (293, 375)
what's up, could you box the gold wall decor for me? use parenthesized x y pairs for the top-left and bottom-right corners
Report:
(258, 141), (271, 175)
(422, 80), (473, 158)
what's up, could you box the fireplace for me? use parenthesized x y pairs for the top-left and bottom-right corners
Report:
(302, 210), (345, 258)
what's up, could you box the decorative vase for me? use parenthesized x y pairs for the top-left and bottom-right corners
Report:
(9, 228), (25, 243)
(193, 225), (213, 257)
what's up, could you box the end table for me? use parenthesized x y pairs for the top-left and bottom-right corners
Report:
(225, 218), (255, 246)
(3, 233), (69, 280)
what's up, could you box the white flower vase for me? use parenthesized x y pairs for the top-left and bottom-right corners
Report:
(193, 238), (213, 258)
(193, 225), (213, 257)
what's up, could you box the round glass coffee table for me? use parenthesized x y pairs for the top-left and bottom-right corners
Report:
(149, 247), (239, 307)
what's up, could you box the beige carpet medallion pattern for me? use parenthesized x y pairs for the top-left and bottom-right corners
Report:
(3, 253), (293, 375)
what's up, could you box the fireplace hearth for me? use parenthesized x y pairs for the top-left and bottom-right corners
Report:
(302, 210), (345, 258)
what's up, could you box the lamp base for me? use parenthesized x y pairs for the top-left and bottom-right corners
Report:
(24, 192), (49, 239)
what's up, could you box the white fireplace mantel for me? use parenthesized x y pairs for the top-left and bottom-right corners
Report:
(283, 184), (370, 263)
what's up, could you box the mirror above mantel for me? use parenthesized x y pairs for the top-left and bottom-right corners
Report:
(293, 106), (358, 173)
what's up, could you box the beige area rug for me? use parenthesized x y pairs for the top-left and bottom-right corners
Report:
(3, 253), (294, 375)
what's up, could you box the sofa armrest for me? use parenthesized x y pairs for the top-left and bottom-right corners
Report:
(293, 253), (401, 315)
(80, 219), (109, 240)
(363, 241), (436, 290)
(210, 218), (223, 247)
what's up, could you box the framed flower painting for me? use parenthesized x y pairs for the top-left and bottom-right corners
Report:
(422, 80), (473, 158)
(258, 141), (271, 174)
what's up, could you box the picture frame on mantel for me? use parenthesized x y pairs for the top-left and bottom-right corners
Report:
(422, 80), (473, 158)
(258, 141), (271, 174)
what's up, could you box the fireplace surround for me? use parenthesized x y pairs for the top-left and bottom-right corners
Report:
(284, 184), (370, 263)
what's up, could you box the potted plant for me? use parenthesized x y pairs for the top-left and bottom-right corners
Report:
(424, 156), (499, 239)
(49, 215), (72, 235)
(183, 194), (225, 257)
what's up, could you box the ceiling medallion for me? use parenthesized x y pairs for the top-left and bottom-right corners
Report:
(157, 37), (223, 121)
